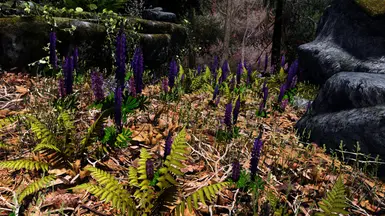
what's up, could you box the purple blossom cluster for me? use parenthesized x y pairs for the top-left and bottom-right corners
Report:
(236, 62), (243, 86)
(212, 85), (219, 101)
(169, 58), (178, 89)
(250, 133), (263, 178)
(164, 133), (173, 159)
(91, 71), (105, 101)
(63, 56), (74, 95)
(220, 60), (229, 83)
(286, 59), (299, 88)
(197, 65), (202, 75)
(258, 82), (269, 115)
(224, 102), (233, 130)
(49, 32), (57, 69)
(146, 160), (154, 180)
(233, 97), (241, 125)
(132, 47), (144, 94)
(232, 160), (240, 182)
(115, 27), (127, 89)
(129, 77), (136, 97)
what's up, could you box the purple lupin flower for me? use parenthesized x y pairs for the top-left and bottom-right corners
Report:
(169, 58), (178, 89)
(286, 60), (299, 88)
(58, 78), (65, 98)
(281, 54), (285, 68)
(233, 97), (241, 125)
(164, 133), (173, 159)
(114, 86), (123, 132)
(212, 85), (219, 101)
(236, 62), (243, 86)
(63, 56), (74, 95)
(162, 77), (169, 93)
(146, 160), (154, 180)
(224, 102), (233, 130)
(115, 26), (127, 89)
(49, 32), (57, 69)
(221, 60), (229, 83)
(197, 65), (202, 75)
(277, 83), (287, 103)
(262, 81), (268, 103)
(257, 101), (265, 115)
(91, 71), (104, 101)
(73, 46), (78, 70)
(280, 99), (289, 111)
(263, 53), (268, 74)
(129, 77), (136, 97)
(250, 133), (263, 178)
(246, 64), (252, 85)
(132, 47), (144, 94)
(232, 160), (241, 182)
(290, 75), (298, 89)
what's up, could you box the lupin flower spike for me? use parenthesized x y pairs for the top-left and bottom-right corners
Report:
(233, 96), (241, 125)
(236, 62), (243, 85)
(146, 160), (154, 180)
(91, 71), (104, 101)
(250, 131), (263, 178)
(221, 60), (229, 83)
(232, 160), (241, 182)
(212, 85), (219, 101)
(63, 56), (74, 95)
(115, 26), (127, 89)
(164, 132), (173, 159)
(277, 83), (287, 103)
(49, 32), (57, 69)
(169, 58), (178, 89)
(224, 102), (233, 130)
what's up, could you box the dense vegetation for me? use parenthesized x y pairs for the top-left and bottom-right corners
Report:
(0, 0), (384, 215)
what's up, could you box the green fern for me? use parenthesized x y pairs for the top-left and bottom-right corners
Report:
(0, 160), (49, 172)
(28, 115), (58, 147)
(80, 108), (113, 149)
(115, 128), (132, 148)
(0, 115), (20, 130)
(17, 175), (56, 203)
(0, 142), (11, 150)
(175, 182), (230, 215)
(73, 167), (136, 214)
(58, 111), (75, 131)
(157, 127), (189, 189)
(315, 176), (349, 216)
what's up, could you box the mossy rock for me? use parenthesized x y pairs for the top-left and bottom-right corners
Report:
(355, 0), (385, 16)
(0, 16), (186, 71)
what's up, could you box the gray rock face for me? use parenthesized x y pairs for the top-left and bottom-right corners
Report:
(298, 0), (385, 85)
(296, 72), (385, 175)
(142, 7), (177, 23)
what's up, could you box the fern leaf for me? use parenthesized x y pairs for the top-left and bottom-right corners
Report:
(185, 182), (230, 210)
(58, 111), (75, 131)
(128, 167), (139, 187)
(0, 160), (49, 172)
(0, 115), (20, 130)
(80, 108), (113, 149)
(17, 175), (56, 203)
(72, 183), (135, 214)
(33, 143), (61, 153)
(315, 176), (349, 216)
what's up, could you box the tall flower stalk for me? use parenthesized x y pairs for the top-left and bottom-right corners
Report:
(232, 160), (240, 182)
(224, 102), (233, 130)
(168, 58), (178, 89)
(132, 47), (144, 94)
(233, 96), (241, 125)
(236, 62), (243, 86)
(115, 26), (127, 89)
(220, 60), (229, 83)
(63, 56), (74, 95)
(91, 71), (104, 102)
(250, 132), (263, 178)
(164, 133), (173, 159)
(49, 32), (57, 69)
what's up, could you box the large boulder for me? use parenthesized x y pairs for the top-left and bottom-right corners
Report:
(298, 0), (385, 85)
(0, 16), (186, 71)
(296, 72), (385, 176)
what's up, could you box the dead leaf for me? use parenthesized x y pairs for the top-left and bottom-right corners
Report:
(15, 85), (28, 96)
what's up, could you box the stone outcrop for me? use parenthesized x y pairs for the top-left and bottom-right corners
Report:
(298, 0), (385, 85)
(0, 16), (186, 71)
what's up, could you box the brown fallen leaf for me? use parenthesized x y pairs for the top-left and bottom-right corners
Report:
(15, 85), (29, 96)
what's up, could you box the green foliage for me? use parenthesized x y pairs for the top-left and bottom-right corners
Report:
(114, 128), (132, 148)
(355, 0), (385, 16)
(296, 81), (320, 100)
(184, 182), (230, 211)
(315, 176), (349, 216)
(17, 175), (56, 203)
(52, 91), (80, 112)
(0, 115), (20, 130)
(0, 160), (49, 172)
(63, 0), (127, 12)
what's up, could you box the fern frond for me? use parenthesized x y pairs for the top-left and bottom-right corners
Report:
(33, 143), (61, 153)
(0, 160), (49, 172)
(180, 182), (230, 214)
(315, 176), (349, 216)
(203, 66), (211, 83)
(0, 142), (11, 150)
(72, 183), (136, 215)
(128, 167), (139, 187)
(157, 128), (189, 189)
(115, 128), (132, 148)
(80, 108), (113, 149)
(17, 175), (56, 203)
(27, 116), (58, 147)
(58, 111), (75, 131)
(0, 115), (20, 130)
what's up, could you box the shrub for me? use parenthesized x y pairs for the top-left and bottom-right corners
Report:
(355, 0), (385, 16)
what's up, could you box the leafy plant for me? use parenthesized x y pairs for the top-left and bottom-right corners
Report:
(73, 128), (230, 215)
(315, 176), (349, 216)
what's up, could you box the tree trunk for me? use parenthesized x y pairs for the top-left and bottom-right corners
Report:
(271, 0), (284, 70)
(222, 0), (232, 63)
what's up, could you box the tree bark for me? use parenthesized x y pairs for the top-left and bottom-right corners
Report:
(271, 0), (284, 70)
(222, 0), (232, 63)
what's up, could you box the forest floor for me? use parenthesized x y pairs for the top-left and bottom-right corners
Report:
(0, 72), (384, 216)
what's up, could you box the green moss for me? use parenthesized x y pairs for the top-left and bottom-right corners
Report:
(355, 0), (385, 16)
(296, 81), (320, 100)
